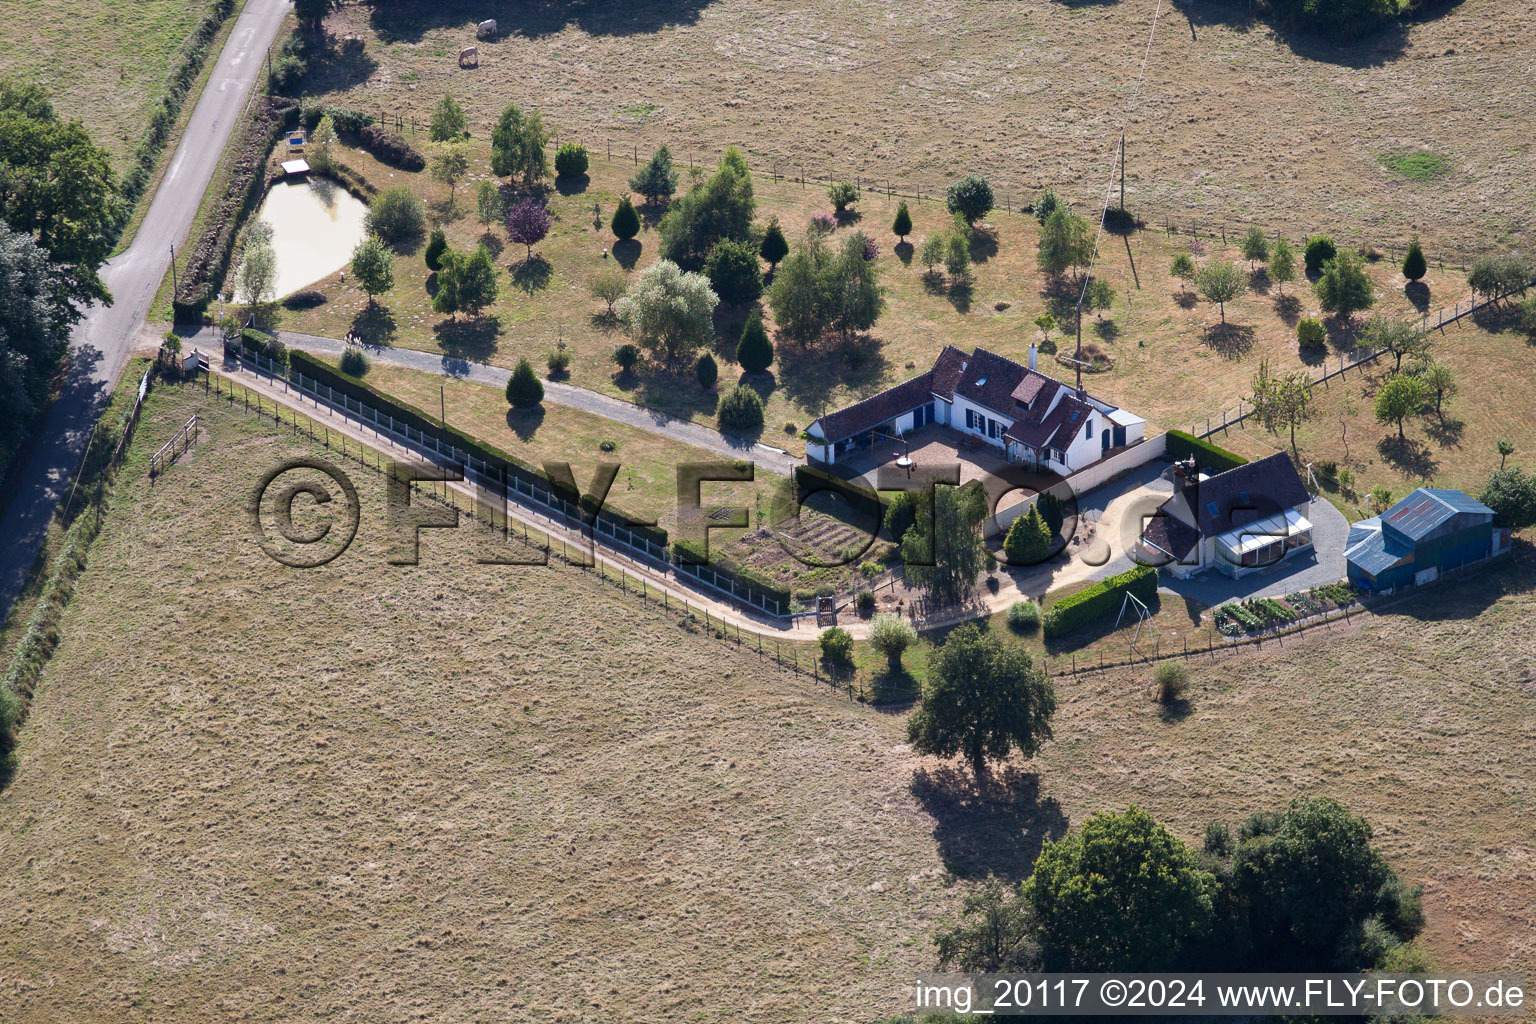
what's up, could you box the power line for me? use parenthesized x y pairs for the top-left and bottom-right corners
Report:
(1074, 0), (1168, 388)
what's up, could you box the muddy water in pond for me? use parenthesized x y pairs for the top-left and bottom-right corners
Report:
(257, 177), (367, 298)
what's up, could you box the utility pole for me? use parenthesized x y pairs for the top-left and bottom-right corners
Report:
(1075, 303), (1084, 392)
(169, 244), (177, 295)
(1119, 131), (1126, 213)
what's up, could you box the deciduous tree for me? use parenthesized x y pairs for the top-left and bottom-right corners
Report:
(903, 483), (987, 607)
(867, 613), (917, 670)
(350, 235), (393, 307)
(1269, 237), (1296, 295)
(474, 180), (504, 241)
(428, 93), (466, 142)
(1170, 253), (1196, 296)
(907, 622), (1056, 782)
(506, 198), (550, 260)
(1374, 372), (1426, 439)
(657, 147), (754, 269)
(1315, 249), (1375, 322)
(1240, 226), (1269, 269)
(490, 102), (548, 184)
(615, 259), (719, 364)
(1197, 258), (1244, 324)
(1037, 208), (1092, 284)
(946, 174), (994, 226)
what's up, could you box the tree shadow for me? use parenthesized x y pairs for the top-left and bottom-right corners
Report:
(1298, 344), (1328, 368)
(1423, 416), (1464, 448)
(1248, 268), (1271, 295)
(290, 31), (379, 94)
(1272, 292), (1302, 326)
(969, 228), (998, 264)
(430, 195), (466, 224)
(631, 364), (722, 420)
(612, 238), (641, 270)
(1377, 434), (1438, 478)
(1404, 280), (1431, 314)
(1204, 322), (1255, 358)
(894, 240), (913, 267)
(868, 666), (920, 707)
(1176, 0), (1411, 67)
(505, 405), (545, 442)
(1471, 303), (1520, 335)
(554, 174), (590, 196)
(383, 225), (425, 257)
(1158, 697), (1193, 724)
(833, 207), (863, 227)
(775, 333), (890, 414)
(921, 269), (947, 295)
(948, 280), (974, 314)
(1326, 317), (1362, 352)
(350, 303), (398, 346)
(432, 315), (502, 361)
(510, 255), (553, 294)
(476, 232), (505, 260)
(589, 310), (621, 332)
(910, 764), (1068, 882)
(1172, 289), (1197, 310)
(1092, 319), (1120, 343)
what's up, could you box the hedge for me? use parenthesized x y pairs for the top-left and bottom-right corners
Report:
(118, 0), (238, 216)
(671, 539), (793, 610)
(173, 96), (298, 319)
(1042, 563), (1159, 639)
(1166, 430), (1248, 475)
(285, 350), (668, 551)
(359, 125), (426, 171)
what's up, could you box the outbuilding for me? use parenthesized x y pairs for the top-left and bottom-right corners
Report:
(1345, 488), (1510, 591)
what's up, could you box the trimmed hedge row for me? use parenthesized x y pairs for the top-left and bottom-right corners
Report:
(1166, 429), (1248, 475)
(286, 351), (668, 551)
(1042, 563), (1159, 639)
(119, 0), (238, 214)
(360, 125), (425, 171)
(671, 539), (793, 610)
(173, 96), (298, 319)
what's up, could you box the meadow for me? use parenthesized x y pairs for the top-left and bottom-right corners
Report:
(272, 139), (1457, 471)
(0, 0), (219, 174)
(1, 380), (1532, 1021)
(304, 0), (1536, 256)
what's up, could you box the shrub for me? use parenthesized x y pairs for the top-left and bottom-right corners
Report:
(591, 267), (627, 314)
(736, 309), (773, 373)
(1479, 468), (1536, 529)
(359, 124), (425, 171)
(546, 347), (571, 375)
(1032, 187), (1060, 225)
(610, 195), (640, 241)
(867, 612), (916, 668)
(819, 626), (854, 665)
(946, 174), (995, 225)
(704, 238), (763, 306)
(856, 589), (876, 613)
(1522, 293), (1536, 334)
(281, 289), (327, 309)
(1297, 317), (1327, 350)
(1153, 661), (1188, 704)
(1303, 234), (1336, 275)
(695, 352), (718, 389)
(554, 141), (589, 178)
(1007, 600), (1041, 633)
(658, 147), (755, 269)
(612, 343), (641, 374)
(717, 384), (764, 435)
(1402, 238), (1427, 282)
(809, 211), (836, 235)
(424, 228), (448, 270)
(368, 187), (427, 245)
(828, 181), (859, 212)
(1042, 563), (1158, 639)
(339, 346), (370, 376)
(505, 358), (544, 408)
(1166, 430), (1248, 473)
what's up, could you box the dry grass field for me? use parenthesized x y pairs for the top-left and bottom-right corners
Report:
(3, 380), (1534, 1021)
(275, 140), (1454, 458)
(306, 0), (1536, 255)
(0, 0), (217, 174)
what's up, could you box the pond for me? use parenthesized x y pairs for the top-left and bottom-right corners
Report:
(255, 176), (368, 298)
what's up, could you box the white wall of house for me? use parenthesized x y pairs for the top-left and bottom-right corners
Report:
(950, 394), (1010, 448)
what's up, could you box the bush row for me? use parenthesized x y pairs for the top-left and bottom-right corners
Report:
(1, 360), (149, 739)
(298, 100), (375, 135)
(172, 96), (298, 319)
(1042, 563), (1158, 639)
(1166, 429), (1249, 475)
(360, 124), (425, 171)
(671, 539), (793, 611)
(119, 0), (239, 214)
(286, 351), (668, 551)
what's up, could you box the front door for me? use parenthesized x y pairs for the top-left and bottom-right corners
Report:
(1101, 428), (1111, 453)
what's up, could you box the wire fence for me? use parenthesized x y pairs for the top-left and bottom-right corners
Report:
(202, 367), (916, 703)
(1191, 275), (1536, 440)
(369, 107), (1508, 268)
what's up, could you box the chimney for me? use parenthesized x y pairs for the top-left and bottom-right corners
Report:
(1028, 343), (1037, 371)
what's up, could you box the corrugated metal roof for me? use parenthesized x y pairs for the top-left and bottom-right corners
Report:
(1345, 529), (1413, 577)
(1382, 487), (1494, 540)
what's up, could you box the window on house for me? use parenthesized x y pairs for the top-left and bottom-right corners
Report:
(1084, 419), (1092, 440)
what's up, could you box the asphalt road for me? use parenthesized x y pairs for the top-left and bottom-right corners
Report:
(0, 0), (291, 622)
